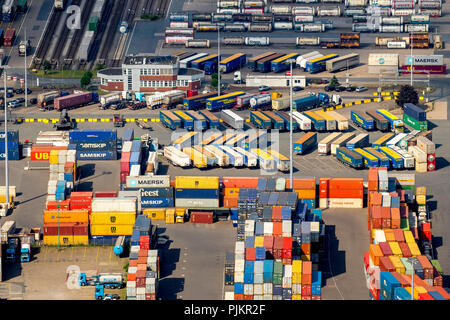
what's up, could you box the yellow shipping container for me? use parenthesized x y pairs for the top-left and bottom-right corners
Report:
(49, 150), (59, 164)
(292, 260), (302, 273)
(404, 231), (415, 243)
(416, 187), (426, 205)
(388, 241), (402, 257)
(90, 212), (136, 225)
(405, 286), (427, 300)
(407, 241), (421, 257)
(384, 229), (395, 242)
(143, 208), (165, 221)
(73, 235), (89, 245)
(292, 273), (302, 284)
(90, 224), (134, 236)
(175, 176), (219, 189)
(255, 236), (264, 247)
(224, 188), (240, 197)
(43, 210), (89, 224)
(44, 235), (73, 246)
(292, 294), (302, 300)
(165, 208), (175, 224)
(294, 189), (316, 199)
(389, 255), (406, 274)
(0, 195), (14, 203)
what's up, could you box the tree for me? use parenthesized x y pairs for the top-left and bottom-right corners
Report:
(210, 78), (218, 88)
(211, 72), (218, 80)
(80, 72), (92, 87)
(43, 60), (51, 74)
(95, 64), (106, 71)
(330, 75), (340, 87)
(396, 85), (419, 107)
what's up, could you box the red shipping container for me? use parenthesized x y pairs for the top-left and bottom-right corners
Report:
(30, 145), (67, 161)
(369, 287), (379, 300)
(140, 242), (150, 250)
(121, 152), (131, 161)
(145, 293), (156, 300)
(416, 255), (433, 280)
(190, 212), (213, 224)
(398, 242), (412, 257)
(264, 236), (273, 249)
(378, 242), (393, 256)
(370, 193), (382, 207)
(44, 223), (74, 236)
(427, 154), (436, 172)
(391, 208), (401, 229)
(272, 207), (282, 222)
(246, 247), (256, 261)
(433, 267), (443, 287)
(243, 295), (254, 300)
(390, 272), (410, 287)
(70, 192), (93, 200)
(371, 206), (382, 229)
(329, 178), (363, 190)
(223, 196), (238, 208)
(128, 273), (136, 282)
(4, 28), (16, 47)
(393, 229), (405, 242)
(273, 236), (283, 249)
(302, 296), (311, 300)
(419, 293), (434, 300)
(420, 222), (431, 241)
(273, 222), (282, 236)
(222, 177), (259, 188)
(138, 249), (148, 257)
(94, 191), (118, 198)
(311, 295), (321, 300)
(368, 167), (379, 191)
(282, 237), (292, 249)
(285, 178), (315, 190)
(73, 223), (89, 235)
(140, 236), (150, 243)
(187, 90), (198, 97)
(46, 200), (70, 211)
(381, 207), (391, 229)
(328, 189), (364, 199)
(301, 284), (311, 296)
(282, 249), (292, 259)
(302, 274), (312, 285)
(234, 294), (244, 300)
(379, 256), (395, 272)
(120, 161), (130, 172)
(273, 249), (282, 260)
(318, 178), (330, 199)
(136, 277), (146, 287)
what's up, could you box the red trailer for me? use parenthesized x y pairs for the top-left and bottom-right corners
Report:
(4, 28), (15, 47)
(54, 92), (96, 111)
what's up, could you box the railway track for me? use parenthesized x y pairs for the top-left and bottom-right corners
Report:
(98, 0), (125, 65)
(33, 9), (63, 68)
(86, 0), (114, 66)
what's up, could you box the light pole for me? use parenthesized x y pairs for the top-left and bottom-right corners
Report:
(57, 200), (61, 250)
(217, 27), (221, 96)
(3, 67), (9, 211)
(287, 59), (296, 189)
(24, 28), (28, 108)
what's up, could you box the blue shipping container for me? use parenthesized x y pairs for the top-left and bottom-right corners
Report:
(175, 188), (219, 199)
(0, 140), (19, 150)
(69, 130), (117, 143)
(234, 283), (244, 294)
(140, 197), (174, 208)
(90, 235), (130, 245)
(129, 152), (142, 165)
(137, 187), (173, 198)
(0, 130), (19, 141)
(76, 150), (117, 160)
(245, 261), (254, 273)
(303, 198), (316, 209)
(244, 273), (254, 284)
(123, 129), (134, 141)
(0, 151), (19, 160)
(131, 140), (142, 152)
(75, 141), (117, 151)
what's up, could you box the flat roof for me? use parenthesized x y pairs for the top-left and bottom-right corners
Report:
(98, 68), (123, 76)
(123, 55), (178, 65)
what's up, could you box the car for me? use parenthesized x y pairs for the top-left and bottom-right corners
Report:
(6, 92), (13, 98)
(6, 88), (14, 93)
(324, 86), (335, 92)
(16, 98), (25, 103)
(346, 86), (356, 92)
(258, 85), (271, 92)
(29, 98), (37, 105)
(15, 88), (23, 94)
(292, 86), (304, 92)
(8, 101), (21, 108)
(25, 88), (32, 94)
(335, 86), (346, 92)
(356, 86), (368, 92)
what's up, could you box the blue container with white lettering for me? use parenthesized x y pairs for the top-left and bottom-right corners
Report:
(140, 197), (174, 208)
(138, 187), (173, 198)
(64, 173), (74, 182)
(0, 140), (19, 151)
(175, 188), (219, 199)
(0, 151), (19, 160)
(91, 235), (131, 246)
(255, 247), (265, 261)
(311, 271), (322, 295)
(303, 198), (316, 209)
(234, 283), (244, 294)
(245, 236), (255, 248)
(230, 208), (238, 220)
(76, 141), (117, 151)
(76, 150), (117, 160)
(69, 129), (117, 143)
(0, 130), (19, 142)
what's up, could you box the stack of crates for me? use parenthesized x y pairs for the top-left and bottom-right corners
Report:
(126, 216), (159, 300)
(47, 148), (77, 204)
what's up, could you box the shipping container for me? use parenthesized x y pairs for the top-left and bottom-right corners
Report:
(331, 132), (356, 155)
(294, 132), (317, 154)
(364, 147), (390, 167)
(366, 111), (390, 131)
(318, 132), (342, 155)
(336, 147), (364, 169)
(379, 146), (404, 169)
(326, 54), (360, 73)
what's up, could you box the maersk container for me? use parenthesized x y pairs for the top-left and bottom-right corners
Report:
(351, 111), (375, 130)
(336, 147), (364, 169)
(76, 151), (117, 160)
(293, 132), (317, 154)
(69, 130), (117, 143)
(346, 133), (369, 149)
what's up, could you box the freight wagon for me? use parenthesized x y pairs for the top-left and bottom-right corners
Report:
(303, 111), (326, 131)
(198, 109), (220, 129)
(296, 36), (320, 46)
(378, 146), (404, 169)
(293, 132), (317, 154)
(250, 149), (276, 171)
(183, 92), (218, 110)
(222, 36), (245, 46)
(219, 53), (247, 73)
(295, 23), (326, 33)
(351, 111), (375, 130)
(221, 109), (245, 129)
(250, 111), (272, 130)
(317, 6), (341, 16)
(245, 37), (270, 46)
(185, 39), (210, 48)
(364, 147), (390, 167)
(326, 54), (360, 72)
(192, 13), (212, 21)
(346, 133), (369, 149)
(306, 54), (339, 73)
(248, 23), (272, 32)
(223, 24), (247, 32)
(372, 133), (395, 149)
(207, 92), (246, 111)
(331, 132), (356, 155)
(318, 132), (342, 155)
(336, 147), (364, 169)
(248, 52), (276, 70)
(159, 110), (182, 130)
(266, 149), (289, 171)
(366, 110), (390, 131)
(352, 148), (379, 168)
(54, 92), (99, 111)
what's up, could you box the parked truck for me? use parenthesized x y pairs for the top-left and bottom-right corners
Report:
(164, 146), (191, 167)
(351, 110), (375, 130)
(79, 272), (125, 288)
(100, 92), (121, 108)
(172, 110), (195, 131)
(183, 92), (218, 110)
(376, 109), (404, 133)
(249, 94), (272, 111)
(191, 54), (219, 75)
(366, 110), (390, 131)
(318, 132), (342, 155)
(336, 147), (364, 169)
(250, 111), (272, 129)
(160, 110), (182, 130)
(18, 40), (31, 56)
(235, 93), (257, 110)
(20, 236), (33, 263)
(6, 237), (19, 263)
(219, 53), (247, 73)
(306, 54), (339, 73)
(221, 109), (244, 129)
(207, 92), (246, 111)
(303, 111), (326, 131)
(326, 53), (360, 72)
(38, 91), (60, 108)
(346, 133), (369, 149)
(292, 111), (312, 130)
(54, 92), (99, 111)
(293, 132), (317, 154)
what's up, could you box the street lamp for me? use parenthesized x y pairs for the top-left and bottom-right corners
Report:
(217, 27), (221, 96)
(3, 66), (9, 212)
(286, 59), (296, 189)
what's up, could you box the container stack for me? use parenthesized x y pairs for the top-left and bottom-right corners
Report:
(223, 177), (259, 208)
(126, 215), (159, 300)
(403, 103), (428, 131)
(69, 192), (93, 215)
(30, 131), (70, 161)
(286, 177), (316, 209)
(175, 176), (219, 208)
(125, 175), (172, 211)
(120, 130), (134, 185)
(319, 178), (364, 209)
(364, 167), (450, 300)
(416, 136), (436, 172)
(69, 130), (118, 161)
(43, 221), (89, 246)
(48, 148), (77, 200)
(90, 196), (137, 244)
(0, 130), (19, 160)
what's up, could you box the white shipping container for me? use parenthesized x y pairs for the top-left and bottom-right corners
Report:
(387, 41), (407, 49)
(374, 230), (387, 244)
(317, 7), (341, 16)
(126, 175), (170, 188)
(244, 284), (254, 295)
(405, 24), (429, 32)
(164, 36), (193, 44)
(254, 284), (263, 295)
(380, 25), (403, 33)
(164, 146), (191, 167)
(273, 22), (293, 30)
(391, 9), (415, 15)
(408, 146), (427, 163)
(175, 198), (219, 208)
(345, 0), (367, 6)
(368, 53), (399, 66)
(282, 277), (292, 288)
(235, 241), (245, 253)
(292, 7), (315, 15)
(294, 15), (314, 23)
(271, 5), (291, 13)
(416, 136), (435, 154)
(282, 220), (292, 236)
(320, 198), (363, 209)
(170, 21), (189, 28)
(91, 198), (137, 212)
(263, 283), (273, 294)
(292, 111), (312, 130)
(264, 222), (273, 235)
(369, 0), (391, 5)
(224, 291), (235, 300)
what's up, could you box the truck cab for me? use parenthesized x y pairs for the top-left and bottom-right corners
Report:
(233, 71), (242, 84)
(392, 120), (404, 133)
(204, 61), (217, 75)
(79, 272), (100, 286)
(95, 285), (120, 300)
(6, 238), (19, 263)
(20, 238), (32, 263)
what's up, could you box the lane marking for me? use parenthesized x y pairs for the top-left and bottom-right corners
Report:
(96, 246), (100, 263)
(83, 246), (87, 261)
(70, 246), (74, 261)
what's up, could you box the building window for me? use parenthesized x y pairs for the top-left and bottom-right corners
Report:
(140, 69), (143, 75)
(184, 80), (188, 87)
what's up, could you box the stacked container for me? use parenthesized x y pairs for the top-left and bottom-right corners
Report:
(364, 167), (449, 300)
(319, 178), (364, 208)
(43, 222), (89, 245)
(0, 130), (19, 160)
(175, 176), (220, 208)
(90, 197), (137, 240)
(416, 136), (436, 172)
(126, 215), (159, 300)
(403, 103), (428, 131)
(125, 175), (172, 210)
(286, 177), (316, 209)
(69, 130), (117, 160)
(222, 177), (259, 208)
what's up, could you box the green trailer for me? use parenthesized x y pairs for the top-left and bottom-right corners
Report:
(89, 16), (99, 32)
(17, 0), (28, 12)
(403, 113), (428, 131)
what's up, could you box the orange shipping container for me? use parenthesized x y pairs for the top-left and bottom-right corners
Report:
(393, 229), (405, 242)
(370, 192), (382, 207)
(43, 210), (89, 224)
(273, 222), (282, 236)
(328, 189), (363, 199)
(223, 188), (240, 197)
(369, 244), (383, 265)
(128, 273), (136, 281)
(391, 208), (401, 229)
(222, 177), (259, 188)
(329, 178), (363, 190)
(129, 259), (138, 267)
(319, 178), (330, 198)
(223, 196), (238, 208)
(384, 229), (395, 242)
(30, 145), (67, 161)
(368, 167), (379, 191)
(294, 189), (316, 199)
(286, 178), (316, 190)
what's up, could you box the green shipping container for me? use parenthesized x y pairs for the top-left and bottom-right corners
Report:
(430, 260), (443, 275)
(401, 185), (415, 192)
(272, 274), (282, 285)
(401, 218), (409, 231)
(273, 261), (283, 275)
(89, 17), (99, 32)
(403, 113), (428, 131)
